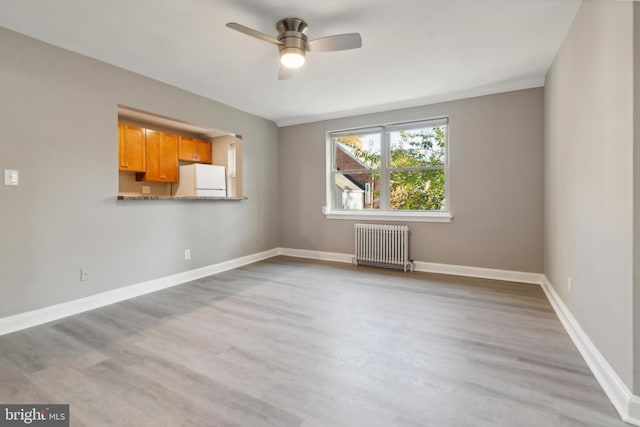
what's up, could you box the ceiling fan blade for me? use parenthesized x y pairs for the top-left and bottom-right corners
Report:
(308, 33), (362, 52)
(278, 66), (294, 80)
(226, 22), (282, 45)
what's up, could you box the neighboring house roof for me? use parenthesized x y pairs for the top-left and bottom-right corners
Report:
(335, 173), (364, 192)
(335, 143), (370, 190)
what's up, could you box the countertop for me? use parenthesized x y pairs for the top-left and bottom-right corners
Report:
(117, 195), (247, 201)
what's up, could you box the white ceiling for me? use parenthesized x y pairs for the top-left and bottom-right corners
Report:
(0, 0), (581, 126)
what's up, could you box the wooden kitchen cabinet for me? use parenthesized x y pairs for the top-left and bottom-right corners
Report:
(196, 139), (212, 164)
(118, 124), (146, 172)
(179, 136), (212, 164)
(178, 136), (195, 161)
(137, 130), (179, 183)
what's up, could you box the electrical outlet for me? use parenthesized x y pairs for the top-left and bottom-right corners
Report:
(184, 249), (191, 260)
(142, 186), (151, 194)
(81, 268), (90, 282)
(4, 169), (19, 186)
(568, 276), (572, 294)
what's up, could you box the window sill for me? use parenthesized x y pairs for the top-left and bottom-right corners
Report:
(323, 209), (452, 223)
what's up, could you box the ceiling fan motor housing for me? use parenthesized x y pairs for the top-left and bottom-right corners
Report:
(277, 17), (309, 57)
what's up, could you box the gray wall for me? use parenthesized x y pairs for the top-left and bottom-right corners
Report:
(279, 88), (544, 273)
(544, 0), (634, 389)
(0, 28), (280, 318)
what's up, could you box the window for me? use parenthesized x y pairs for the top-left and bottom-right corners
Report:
(326, 118), (450, 222)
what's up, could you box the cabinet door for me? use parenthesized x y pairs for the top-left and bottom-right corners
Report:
(143, 129), (163, 181)
(141, 130), (179, 183)
(178, 136), (196, 161)
(161, 133), (179, 182)
(195, 139), (212, 164)
(119, 124), (146, 172)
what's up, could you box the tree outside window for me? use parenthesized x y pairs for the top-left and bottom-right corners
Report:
(331, 119), (447, 212)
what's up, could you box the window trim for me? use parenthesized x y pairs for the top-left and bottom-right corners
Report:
(325, 117), (452, 223)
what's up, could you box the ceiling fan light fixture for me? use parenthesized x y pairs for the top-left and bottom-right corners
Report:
(280, 48), (306, 69)
(226, 17), (361, 78)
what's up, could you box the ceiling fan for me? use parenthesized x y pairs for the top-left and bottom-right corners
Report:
(226, 18), (362, 80)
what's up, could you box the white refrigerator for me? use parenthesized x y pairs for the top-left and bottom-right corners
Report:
(173, 164), (226, 197)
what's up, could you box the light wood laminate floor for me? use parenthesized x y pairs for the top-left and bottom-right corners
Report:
(0, 256), (625, 426)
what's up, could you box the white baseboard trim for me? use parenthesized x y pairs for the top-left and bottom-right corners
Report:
(0, 248), (280, 337)
(629, 396), (640, 426)
(540, 276), (640, 426)
(412, 260), (542, 285)
(279, 247), (542, 285)
(278, 248), (354, 264)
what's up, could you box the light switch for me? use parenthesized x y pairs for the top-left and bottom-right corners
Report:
(4, 169), (19, 186)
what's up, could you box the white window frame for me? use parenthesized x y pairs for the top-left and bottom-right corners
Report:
(324, 117), (452, 223)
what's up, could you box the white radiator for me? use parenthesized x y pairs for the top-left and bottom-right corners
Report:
(353, 224), (414, 272)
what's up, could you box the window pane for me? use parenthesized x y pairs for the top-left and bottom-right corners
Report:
(334, 133), (381, 170)
(334, 171), (380, 210)
(389, 125), (446, 168)
(389, 170), (445, 211)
